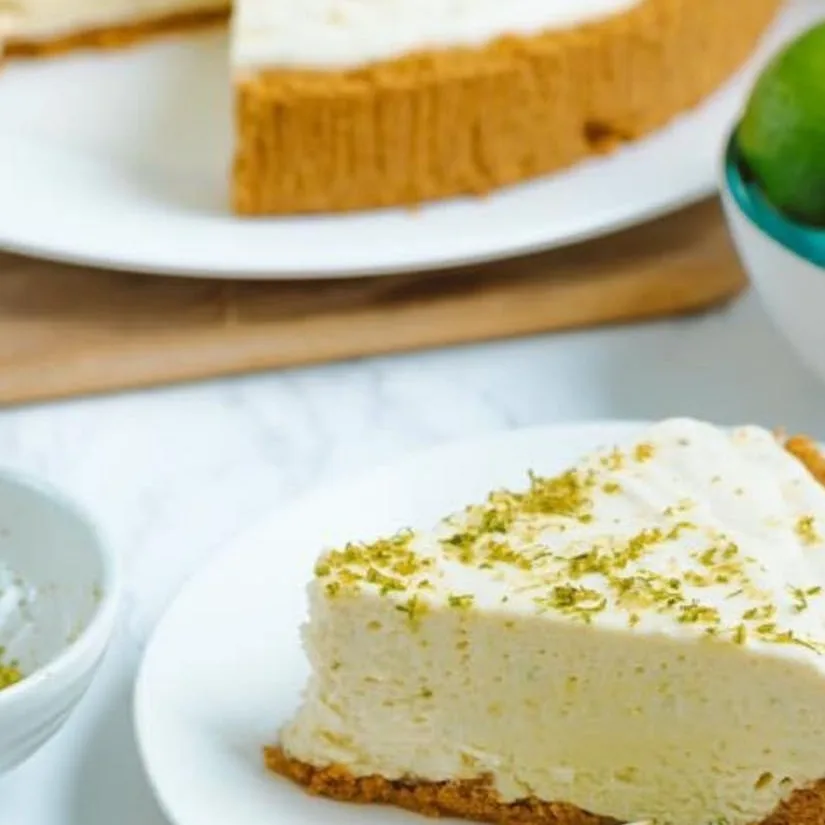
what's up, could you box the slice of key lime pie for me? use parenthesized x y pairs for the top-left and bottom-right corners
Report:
(267, 419), (825, 825)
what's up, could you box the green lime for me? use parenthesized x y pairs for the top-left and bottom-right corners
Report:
(737, 23), (825, 227)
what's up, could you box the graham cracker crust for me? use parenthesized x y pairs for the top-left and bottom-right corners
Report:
(785, 436), (825, 487)
(265, 746), (614, 825)
(233, 0), (781, 215)
(265, 746), (825, 825)
(6, 6), (229, 59)
(266, 434), (825, 824)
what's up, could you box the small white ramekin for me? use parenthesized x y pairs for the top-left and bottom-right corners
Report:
(0, 470), (120, 774)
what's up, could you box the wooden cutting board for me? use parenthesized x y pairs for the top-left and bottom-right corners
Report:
(0, 199), (746, 407)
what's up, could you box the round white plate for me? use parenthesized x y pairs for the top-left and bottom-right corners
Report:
(0, 3), (819, 279)
(135, 420), (646, 825)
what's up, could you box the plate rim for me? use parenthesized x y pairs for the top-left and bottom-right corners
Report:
(0, 181), (710, 281)
(132, 418), (651, 825)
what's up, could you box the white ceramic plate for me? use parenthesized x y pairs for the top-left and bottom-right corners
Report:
(0, 2), (819, 279)
(135, 420), (649, 825)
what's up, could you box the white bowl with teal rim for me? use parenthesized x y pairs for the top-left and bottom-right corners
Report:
(0, 470), (121, 774)
(721, 128), (825, 382)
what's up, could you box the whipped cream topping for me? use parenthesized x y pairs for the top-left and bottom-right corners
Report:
(0, 5), (14, 44)
(232, 0), (642, 69)
(314, 418), (825, 659)
(282, 419), (825, 825)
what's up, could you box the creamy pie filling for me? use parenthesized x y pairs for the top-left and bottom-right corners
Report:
(282, 419), (825, 825)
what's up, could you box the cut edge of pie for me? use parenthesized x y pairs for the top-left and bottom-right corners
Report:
(5, 7), (229, 59)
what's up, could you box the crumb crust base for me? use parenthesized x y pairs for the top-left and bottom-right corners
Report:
(265, 746), (825, 825)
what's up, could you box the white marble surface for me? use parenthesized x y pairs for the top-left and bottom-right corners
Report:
(2, 288), (825, 825)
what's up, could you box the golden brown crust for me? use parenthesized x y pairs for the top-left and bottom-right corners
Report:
(266, 434), (825, 824)
(266, 746), (825, 825)
(785, 436), (825, 488)
(232, 0), (781, 215)
(265, 746), (617, 825)
(6, 7), (229, 59)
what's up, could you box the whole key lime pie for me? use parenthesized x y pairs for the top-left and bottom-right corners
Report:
(1, 0), (781, 215)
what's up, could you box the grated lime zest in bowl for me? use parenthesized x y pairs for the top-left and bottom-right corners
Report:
(0, 561), (37, 692)
(0, 651), (21, 690)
